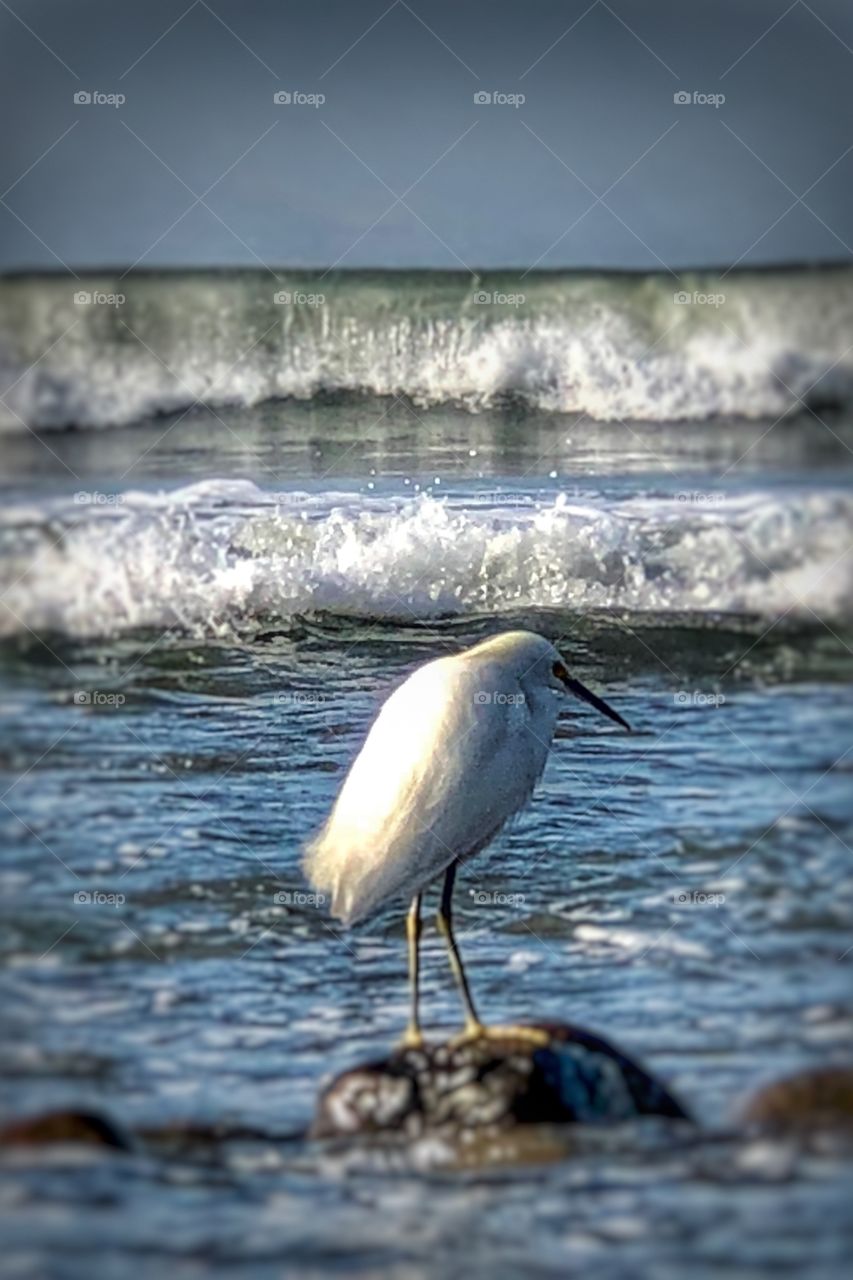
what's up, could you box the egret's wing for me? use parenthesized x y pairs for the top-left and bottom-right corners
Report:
(303, 655), (545, 923)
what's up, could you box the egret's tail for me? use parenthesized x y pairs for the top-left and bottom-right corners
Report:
(302, 829), (378, 926)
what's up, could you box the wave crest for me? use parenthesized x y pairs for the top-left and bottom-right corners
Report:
(2, 481), (851, 638)
(2, 268), (852, 429)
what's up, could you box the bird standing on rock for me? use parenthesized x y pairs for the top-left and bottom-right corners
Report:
(304, 630), (630, 1047)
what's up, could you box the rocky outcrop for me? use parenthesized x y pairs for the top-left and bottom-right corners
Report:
(312, 1022), (689, 1139)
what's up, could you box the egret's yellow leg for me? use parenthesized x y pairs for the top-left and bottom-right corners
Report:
(398, 893), (424, 1049)
(437, 862), (484, 1037)
(439, 865), (550, 1048)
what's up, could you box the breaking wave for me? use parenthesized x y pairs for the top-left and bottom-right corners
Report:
(1, 266), (852, 429)
(1, 480), (851, 639)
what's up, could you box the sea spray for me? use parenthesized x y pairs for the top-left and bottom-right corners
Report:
(1, 266), (851, 430)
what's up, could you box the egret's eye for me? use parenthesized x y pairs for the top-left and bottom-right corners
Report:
(552, 660), (568, 681)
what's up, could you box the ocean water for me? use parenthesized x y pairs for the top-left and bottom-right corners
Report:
(2, 266), (853, 430)
(1, 269), (853, 1279)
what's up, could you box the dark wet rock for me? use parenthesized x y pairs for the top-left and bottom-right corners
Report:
(137, 1119), (302, 1162)
(312, 1022), (689, 1140)
(0, 1111), (307, 1165)
(742, 1065), (853, 1138)
(0, 1109), (131, 1150)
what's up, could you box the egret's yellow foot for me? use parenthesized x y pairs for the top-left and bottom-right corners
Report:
(448, 1018), (486, 1047)
(398, 1026), (425, 1050)
(449, 1023), (550, 1048)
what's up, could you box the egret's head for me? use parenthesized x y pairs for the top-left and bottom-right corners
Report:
(546, 651), (630, 731)
(473, 631), (631, 731)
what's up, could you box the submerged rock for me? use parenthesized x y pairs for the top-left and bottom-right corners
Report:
(0, 1109), (131, 1150)
(10, 1048), (853, 1173)
(312, 1021), (689, 1140)
(741, 1065), (853, 1139)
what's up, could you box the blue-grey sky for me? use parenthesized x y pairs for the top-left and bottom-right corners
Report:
(1, 0), (852, 271)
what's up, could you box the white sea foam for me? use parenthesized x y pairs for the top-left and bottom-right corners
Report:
(1, 268), (851, 428)
(1, 480), (850, 638)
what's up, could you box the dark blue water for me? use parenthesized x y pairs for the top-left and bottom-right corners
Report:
(1, 403), (852, 1278)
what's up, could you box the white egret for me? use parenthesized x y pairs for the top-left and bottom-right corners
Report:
(303, 630), (630, 1046)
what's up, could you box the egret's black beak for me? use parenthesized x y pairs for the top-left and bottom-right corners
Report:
(555, 662), (631, 731)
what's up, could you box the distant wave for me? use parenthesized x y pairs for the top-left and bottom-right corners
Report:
(1, 267), (852, 429)
(1, 480), (851, 638)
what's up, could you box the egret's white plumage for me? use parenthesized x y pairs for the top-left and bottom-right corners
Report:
(304, 631), (623, 926)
